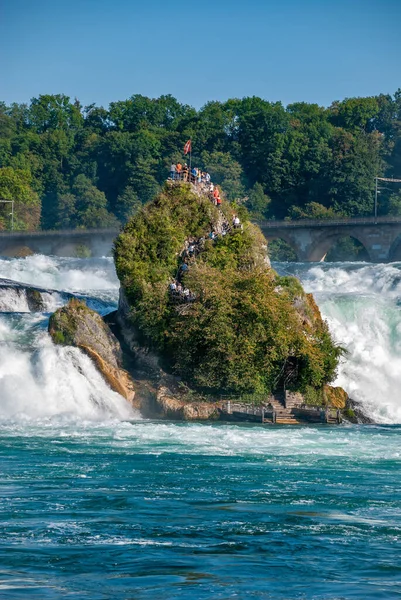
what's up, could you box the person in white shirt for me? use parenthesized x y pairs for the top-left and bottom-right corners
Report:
(170, 164), (176, 179)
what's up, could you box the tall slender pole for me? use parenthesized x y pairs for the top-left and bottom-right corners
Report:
(374, 177), (378, 224)
(11, 200), (14, 231)
(189, 139), (192, 174)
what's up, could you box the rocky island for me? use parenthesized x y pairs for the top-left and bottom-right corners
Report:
(49, 182), (353, 422)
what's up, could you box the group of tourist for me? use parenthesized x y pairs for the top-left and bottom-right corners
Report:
(169, 280), (196, 304)
(169, 163), (211, 186)
(169, 163), (223, 208)
(167, 157), (242, 305)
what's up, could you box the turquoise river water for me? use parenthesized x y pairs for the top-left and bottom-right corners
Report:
(0, 256), (400, 599)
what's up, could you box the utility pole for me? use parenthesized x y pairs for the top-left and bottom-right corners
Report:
(374, 176), (401, 224)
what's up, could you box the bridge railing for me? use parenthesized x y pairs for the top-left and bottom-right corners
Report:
(257, 215), (401, 228)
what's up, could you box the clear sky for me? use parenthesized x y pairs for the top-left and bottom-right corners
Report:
(0, 0), (400, 110)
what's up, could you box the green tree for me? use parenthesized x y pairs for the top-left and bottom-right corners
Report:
(201, 150), (245, 201)
(0, 167), (41, 229)
(245, 182), (271, 219)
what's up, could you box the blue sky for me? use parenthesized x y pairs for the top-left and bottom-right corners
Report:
(0, 0), (400, 109)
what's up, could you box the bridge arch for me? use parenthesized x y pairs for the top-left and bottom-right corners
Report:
(388, 235), (401, 262)
(0, 244), (35, 258)
(52, 240), (92, 258)
(307, 231), (372, 262)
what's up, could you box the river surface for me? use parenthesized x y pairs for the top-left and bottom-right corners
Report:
(0, 256), (400, 599)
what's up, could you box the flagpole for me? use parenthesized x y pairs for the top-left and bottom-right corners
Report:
(189, 138), (192, 173)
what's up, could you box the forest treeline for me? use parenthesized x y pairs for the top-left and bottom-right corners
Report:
(0, 91), (400, 231)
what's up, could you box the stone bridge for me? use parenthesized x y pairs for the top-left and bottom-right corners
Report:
(0, 228), (119, 258)
(259, 216), (401, 262)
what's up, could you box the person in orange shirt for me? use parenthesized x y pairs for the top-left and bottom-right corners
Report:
(213, 187), (220, 206)
(176, 163), (182, 180)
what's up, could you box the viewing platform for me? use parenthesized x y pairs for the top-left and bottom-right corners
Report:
(219, 392), (342, 425)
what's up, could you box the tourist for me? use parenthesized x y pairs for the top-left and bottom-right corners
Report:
(170, 163), (176, 180)
(183, 164), (189, 181)
(191, 167), (198, 183)
(213, 187), (220, 205)
(233, 216), (241, 228)
(170, 281), (177, 291)
(176, 163), (182, 179)
(205, 172), (211, 183)
(198, 170), (202, 184)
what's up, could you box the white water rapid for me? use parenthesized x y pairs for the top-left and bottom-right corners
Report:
(0, 254), (400, 423)
(277, 261), (401, 423)
(0, 255), (136, 422)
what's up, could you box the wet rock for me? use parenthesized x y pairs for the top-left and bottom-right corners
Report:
(49, 299), (135, 403)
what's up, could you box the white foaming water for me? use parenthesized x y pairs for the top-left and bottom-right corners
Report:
(0, 287), (62, 313)
(284, 262), (401, 423)
(0, 315), (136, 423)
(0, 254), (119, 292)
(0, 288), (30, 312)
(0, 255), (131, 423)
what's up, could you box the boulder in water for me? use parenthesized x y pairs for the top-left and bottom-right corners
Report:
(49, 298), (135, 404)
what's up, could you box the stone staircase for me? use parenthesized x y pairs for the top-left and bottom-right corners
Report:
(265, 391), (303, 424)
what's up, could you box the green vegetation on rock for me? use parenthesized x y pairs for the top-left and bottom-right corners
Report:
(114, 184), (342, 397)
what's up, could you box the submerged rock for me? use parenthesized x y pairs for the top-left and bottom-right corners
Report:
(48, 299), (135, 403)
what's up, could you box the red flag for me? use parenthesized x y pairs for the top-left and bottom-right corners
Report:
(184, 139), (191, 155)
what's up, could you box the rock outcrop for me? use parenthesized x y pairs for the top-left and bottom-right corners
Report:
(48, 299), (135, 403)
(113, 182), (343, 403)
(156, 386), (221, 420)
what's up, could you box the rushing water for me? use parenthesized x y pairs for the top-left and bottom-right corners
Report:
(0, 255), (401, 599)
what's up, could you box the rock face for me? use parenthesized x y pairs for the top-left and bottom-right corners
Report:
(156, 386), (221, 420)
(49, 299), (135, 403)
(324, 385), (348, 409)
